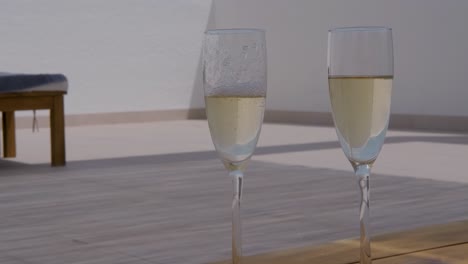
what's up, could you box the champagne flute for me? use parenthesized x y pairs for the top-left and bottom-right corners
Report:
(203, 29), (267, 264)
(328, 27), (393, 264)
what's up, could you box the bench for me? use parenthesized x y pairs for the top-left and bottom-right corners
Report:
(0, 73), (67, 166)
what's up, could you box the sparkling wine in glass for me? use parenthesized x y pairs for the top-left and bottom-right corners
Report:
(203, 29), (267, 264)
(328, 27), (393, 264)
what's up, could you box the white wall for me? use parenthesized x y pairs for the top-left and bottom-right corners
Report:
(0, 0), (211, 114)
(1, 0), (468, 117)
(214, 0), (468, 116)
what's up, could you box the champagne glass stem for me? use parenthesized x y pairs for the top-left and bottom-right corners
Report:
(230, 170), (244, 264)
(354, 164), (372, 264)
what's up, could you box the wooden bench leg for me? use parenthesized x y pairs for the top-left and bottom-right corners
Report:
(50, 95), (66, 166)
(2, 111), (16, 158)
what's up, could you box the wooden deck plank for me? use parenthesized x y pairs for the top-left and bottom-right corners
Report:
(210, 221), (468, 264)
(371, 220), (468, 257)
(375, 243), (468, 264)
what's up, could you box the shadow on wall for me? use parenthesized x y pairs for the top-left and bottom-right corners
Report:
(188, 0), (216, 119)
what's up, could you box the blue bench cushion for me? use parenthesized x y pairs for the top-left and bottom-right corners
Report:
(0, 73), (68, 93)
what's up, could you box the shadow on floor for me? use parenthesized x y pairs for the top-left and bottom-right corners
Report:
(1, 134), (467, 173)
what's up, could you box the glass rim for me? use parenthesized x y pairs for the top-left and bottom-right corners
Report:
(329, 26), (392, 33)
(205, 28), (265, 35)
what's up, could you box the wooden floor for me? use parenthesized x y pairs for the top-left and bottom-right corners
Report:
(0, 150), (467, 264)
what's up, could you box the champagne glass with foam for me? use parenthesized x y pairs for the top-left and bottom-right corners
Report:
(328, 27), (393, 264)
(203, 29), (266, 264)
